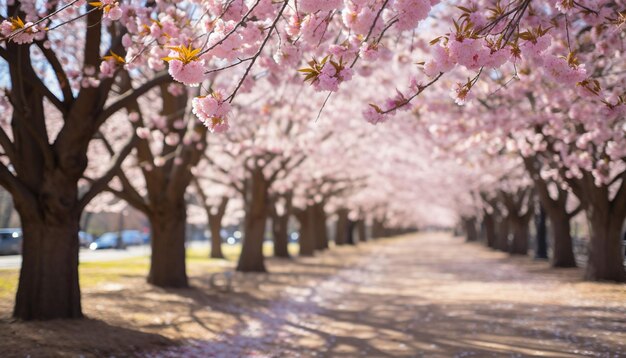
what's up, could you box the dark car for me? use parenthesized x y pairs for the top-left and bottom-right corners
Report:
(89, 230), (144, 250)
(0, 228), (23, 255)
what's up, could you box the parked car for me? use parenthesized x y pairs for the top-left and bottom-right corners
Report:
(89, 230), (144, 250)
(0, 228), (23, 255)
(78, 231), (94, 248)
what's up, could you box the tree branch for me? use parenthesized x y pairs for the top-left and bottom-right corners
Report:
(96, 72), (172, 126)
(78, 135), (138, 210)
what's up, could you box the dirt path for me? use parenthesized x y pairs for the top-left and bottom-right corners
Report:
(149, 232), (626, 357)
(2, 232), (625, 357)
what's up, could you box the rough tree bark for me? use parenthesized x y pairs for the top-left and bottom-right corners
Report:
(147, 197), (188, 287)
(586, 208), (625, 281)
(13, 197), (82, 320)
(577, 176), (626, 282)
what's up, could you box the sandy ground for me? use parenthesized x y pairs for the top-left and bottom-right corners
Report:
(1, 232), (625, 357)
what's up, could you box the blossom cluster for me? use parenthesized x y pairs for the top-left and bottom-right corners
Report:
(299, 56), (353, 92)
(192, 91), (231, 133)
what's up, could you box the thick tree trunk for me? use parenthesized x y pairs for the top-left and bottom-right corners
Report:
(14, 206), (82, 320)
(312, 202), (329, 250)
(272, 213), (290, 258)
(335, 209), (349, 245)
(296, 207), (315, 256)
(585, 210), (625, 282)
(237, 169), (268, 272)
(549, 210), (577, 267)
(501, 189), (533, 256)
(148, 199), (188, 287)
(524, 156), (577, 266)
(463, 217), (478, 242)
(534, 206), (548, 259)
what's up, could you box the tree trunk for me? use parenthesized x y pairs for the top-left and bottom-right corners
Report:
(463, 217), (478, 242)
(272, 213), (290, 258)
(509, 216), (529, 255)
(549, 210), (577, 267)
(534, 205), (548, 259)
(13, 205), (82, 320)
(585, 209), (625, 282)
(346, 219), (357, 245)
(357, 219), (367, 243)
(209, 214), (224, 259)
(335, 209), (349, 245)
(524, 156), (576, 266)
(237, 168), (268, 272)
(148, 198), (188, 287)
(483, 214), (497, 248)
(312, 202), (328, 250)
(207, 197), (228, 259)
(296, 206), (316, 256)
(495, 216), (509, 252)
(268, 193), (292, 258)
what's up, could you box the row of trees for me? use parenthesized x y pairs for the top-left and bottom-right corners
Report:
(1, 0), (624, 321)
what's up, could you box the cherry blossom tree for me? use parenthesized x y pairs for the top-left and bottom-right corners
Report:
(0, 1), (179, 318)
(2, 0), (624, 323)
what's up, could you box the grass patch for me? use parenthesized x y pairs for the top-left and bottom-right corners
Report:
(0, 270), (18, 299)
(0, 242), (301, 300)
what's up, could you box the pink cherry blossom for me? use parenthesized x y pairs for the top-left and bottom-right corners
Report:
(168, 59), (206, 87)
